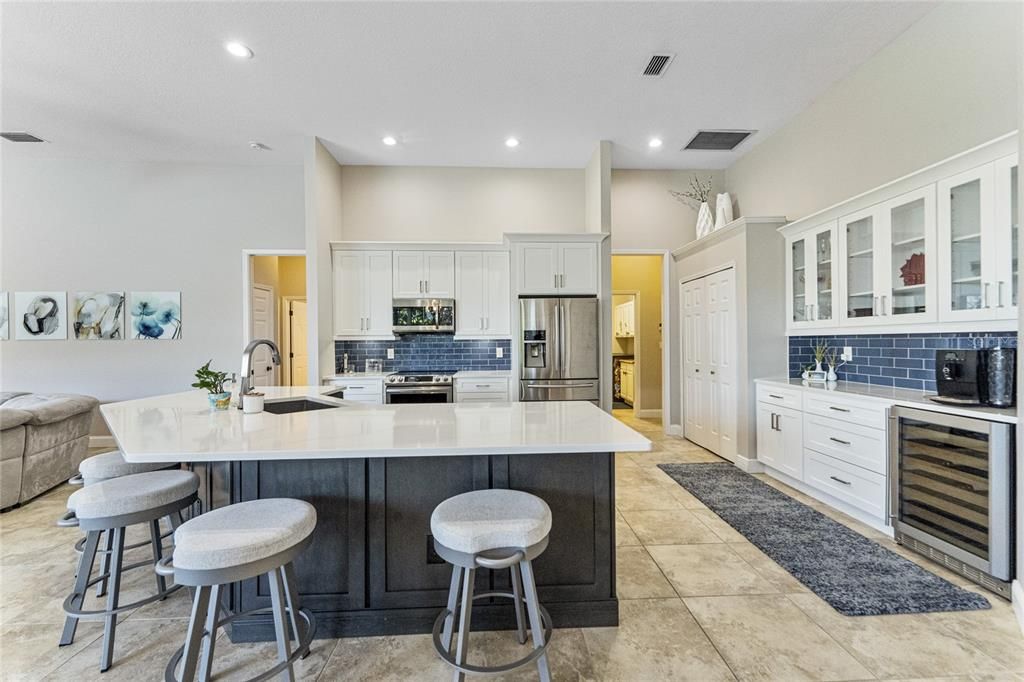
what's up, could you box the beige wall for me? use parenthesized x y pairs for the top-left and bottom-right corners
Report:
(610, 169), (726, 251)
(725, 2), (1021, 222)
(338, 165), (586, 242)
(278, 256), (306, 298)
(611, 255), (663, 412)
(251, 255), (307, 381)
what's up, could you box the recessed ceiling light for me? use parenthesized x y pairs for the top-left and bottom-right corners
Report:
(249, 141), (271, 151)
(225, 42), (254, 59)
(648, 137), (663, 149)
(382, 136), (397, 146)
(505, 137), (520, 148)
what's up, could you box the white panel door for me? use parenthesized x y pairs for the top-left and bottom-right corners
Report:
(250, 284), (276, 386)
(518, 243), (559, 294)
(424, 251), (455, 297)
(333, 251), (366, 336)
(681, 279), (710, 451)
(455, 251), (485, 334)
(289, 300), (308, 385)
(483, 251), (511, 335)
(705, 268), (736, 461)
(559, 243), (599, 294)
(393, 251), (426, 297)
(365, 251), (394, 335)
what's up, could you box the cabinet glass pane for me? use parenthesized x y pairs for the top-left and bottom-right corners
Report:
(949, 179), (983, 311)
(1012, 166), (1018, 306)
(815, 231), (832, 321)
(846, 216), (874, 318)
(890, 198), (927, 316)
(791, 239), (806, 322)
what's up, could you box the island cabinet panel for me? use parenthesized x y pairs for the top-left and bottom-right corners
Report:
(235, 459), (367, 613)
(367, 456), (490, 609)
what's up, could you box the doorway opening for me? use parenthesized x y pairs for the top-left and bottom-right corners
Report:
(610, 254), (666, 425)
(244, 251), (307, 387)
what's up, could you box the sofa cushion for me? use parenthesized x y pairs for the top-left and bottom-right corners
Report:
(0, 407), (33, 430)
(3, 394), (98, 426)
(0, 392), (30, 406)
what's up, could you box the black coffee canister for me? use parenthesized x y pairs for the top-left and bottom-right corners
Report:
(985, 348), (1016, 407)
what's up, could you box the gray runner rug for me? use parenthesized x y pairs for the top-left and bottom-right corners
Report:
(657, 462), (991, 616)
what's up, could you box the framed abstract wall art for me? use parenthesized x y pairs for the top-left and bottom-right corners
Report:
(14, 291), (68, 340)
(73, 291), (125, 340)
(130, 291), (181, 340)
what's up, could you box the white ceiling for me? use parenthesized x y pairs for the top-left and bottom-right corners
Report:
(1, 1), (935, 169)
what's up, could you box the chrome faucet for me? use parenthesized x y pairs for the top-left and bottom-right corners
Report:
(238, 338), (281, 408)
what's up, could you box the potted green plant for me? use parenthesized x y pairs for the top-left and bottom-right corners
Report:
(192, 360), (232, 410)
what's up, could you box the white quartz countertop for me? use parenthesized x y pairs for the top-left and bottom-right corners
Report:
(101, 387), (651, 463)
(756, 377), (1018, 424)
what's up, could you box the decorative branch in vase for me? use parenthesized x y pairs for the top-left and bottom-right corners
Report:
(669, 175), (715, 239)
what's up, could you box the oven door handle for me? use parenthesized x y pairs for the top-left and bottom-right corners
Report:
(385, 385), (453, 394)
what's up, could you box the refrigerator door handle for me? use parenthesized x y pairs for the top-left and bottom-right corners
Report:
(560, 302), (570, 379)
(526, 382), (596, 389)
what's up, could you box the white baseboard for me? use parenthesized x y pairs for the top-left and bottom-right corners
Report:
(734, 453), (764, 473)
(89, 435), (116, 449)
(1013, 580), (1024, 635)
(636, 409), (662, 419)
(665, 424), (682, 437)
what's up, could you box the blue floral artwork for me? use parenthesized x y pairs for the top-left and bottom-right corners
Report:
(130, 291), (181, 340)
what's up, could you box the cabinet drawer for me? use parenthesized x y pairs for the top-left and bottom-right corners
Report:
(803, 414), (886, 475)
(457, 393), (509, 403)
(756, 384), (802, 410)
(804, 393), (888, 430)
(803, 449), (887, 520)
(455, 379), (509, 394)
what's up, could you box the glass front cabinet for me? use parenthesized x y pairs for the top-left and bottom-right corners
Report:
(786, 221), (837, 329)
(937, 154), (1018, 322)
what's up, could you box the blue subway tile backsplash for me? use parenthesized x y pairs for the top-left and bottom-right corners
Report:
(788, 332), (1017, 392)
(335, 336), (511, 373)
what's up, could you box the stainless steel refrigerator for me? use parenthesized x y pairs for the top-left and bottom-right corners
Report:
(519, 296), (600, 402)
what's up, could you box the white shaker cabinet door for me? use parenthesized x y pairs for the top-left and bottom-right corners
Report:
(393, 251), (426, 298)
(424, 251), (455, 297)
(364, 251), (394, 336)
(559, 243), (599, 294)
(333, 251), (367, 336)
(518, 243), (559, 294)
(483, 251), (511, 335)
(455, 251), (485, 334)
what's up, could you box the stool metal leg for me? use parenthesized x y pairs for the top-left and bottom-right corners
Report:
(198, 584), (220, 682)
(519, 560), (551, 682)
(510, 565), (527, 645)
(60, 530), (101, 646)
(440, 565), (462, 652)
(452, 567), (476, 682)
(100, 527), (126, 673)
(96, 529), (113, 597)
(281, 562), (309, 659)
(268, 567), (295, 682)
(151, 519), (168, 596)
(178, 585), (213, 682)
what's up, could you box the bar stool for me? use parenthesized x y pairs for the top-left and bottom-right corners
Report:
(158, 498), (317, 682)
(64, 450), (181, 598)
(430, 489), (553, 682)
(59, 470), (199, 672)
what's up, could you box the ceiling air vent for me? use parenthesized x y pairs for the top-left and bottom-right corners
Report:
(684, 130), (755, 151)
(641, 53), (674, 77)
(1, 131), (46, 143)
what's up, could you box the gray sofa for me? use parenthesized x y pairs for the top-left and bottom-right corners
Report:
(0, 392), (98, 510)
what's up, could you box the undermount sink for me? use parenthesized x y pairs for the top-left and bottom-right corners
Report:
(263, 397), (343, 415)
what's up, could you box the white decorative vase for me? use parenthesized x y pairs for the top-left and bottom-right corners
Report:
(815, 361), (823, 373)
(827, 366), (838, 382)
(696, 202), (714, 239)
(714, 192), (734, 230)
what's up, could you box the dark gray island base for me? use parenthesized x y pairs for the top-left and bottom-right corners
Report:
(194, 451), (617, 642)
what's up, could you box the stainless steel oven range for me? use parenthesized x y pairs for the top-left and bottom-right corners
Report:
(384, 370), (454, 404)
(889, 406), (1015, 598)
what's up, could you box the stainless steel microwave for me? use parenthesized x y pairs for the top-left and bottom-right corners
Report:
(392, 298), (455, 333)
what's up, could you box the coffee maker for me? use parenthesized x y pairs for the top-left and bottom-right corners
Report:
(931, 348), (1016, 407)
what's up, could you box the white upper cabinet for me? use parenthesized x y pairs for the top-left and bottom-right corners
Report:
(454, 251), (511, 336)
(517, 242), (599, 295)
(993, 155), (1019, 315)
(786, 221), (836, 329)
(839, 186), (936, 326)
(333, 250), (393, 337)
(392, 251), (455, 298)
(613, 300), (635, 337)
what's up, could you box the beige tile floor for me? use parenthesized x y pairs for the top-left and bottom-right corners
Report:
(2, 423), (1022, 681)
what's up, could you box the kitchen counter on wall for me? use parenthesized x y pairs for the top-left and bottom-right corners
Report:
(756, 378), (1017, 424)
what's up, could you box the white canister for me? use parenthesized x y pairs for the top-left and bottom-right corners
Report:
(714, 192), (734, 229)
(242, 393), (265, 414)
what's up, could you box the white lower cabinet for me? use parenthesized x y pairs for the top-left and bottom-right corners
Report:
(324, 377), (384, 404)
(756, 380), (890, 531)
(455, 376), (510, 403)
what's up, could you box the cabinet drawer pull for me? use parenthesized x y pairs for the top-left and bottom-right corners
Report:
(828, 406), (850, 412)
(829, 437), (851, 446)
(829, 476), (852, 486)
(769, 393), (783, 399)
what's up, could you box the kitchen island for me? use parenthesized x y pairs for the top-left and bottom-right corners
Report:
(101, 388), (651, 641)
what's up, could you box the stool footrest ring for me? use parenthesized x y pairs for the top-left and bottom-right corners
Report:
(431, 591), (553, 676)
(164, 605), (316, 682)
(63, 582), (182, 619)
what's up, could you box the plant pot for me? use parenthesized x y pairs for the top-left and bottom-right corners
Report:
(208, 392), (231, 410)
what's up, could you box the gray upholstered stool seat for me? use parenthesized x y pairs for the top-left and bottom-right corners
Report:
(160, 498), (317, 682)
(431, 489), (553, 682)
(76, 450), (170, 486)
(60, 470), (199, 673)
(68, 470), (198, 522)
(431, 489), (552, 555)
(172, 498), (317, 573)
